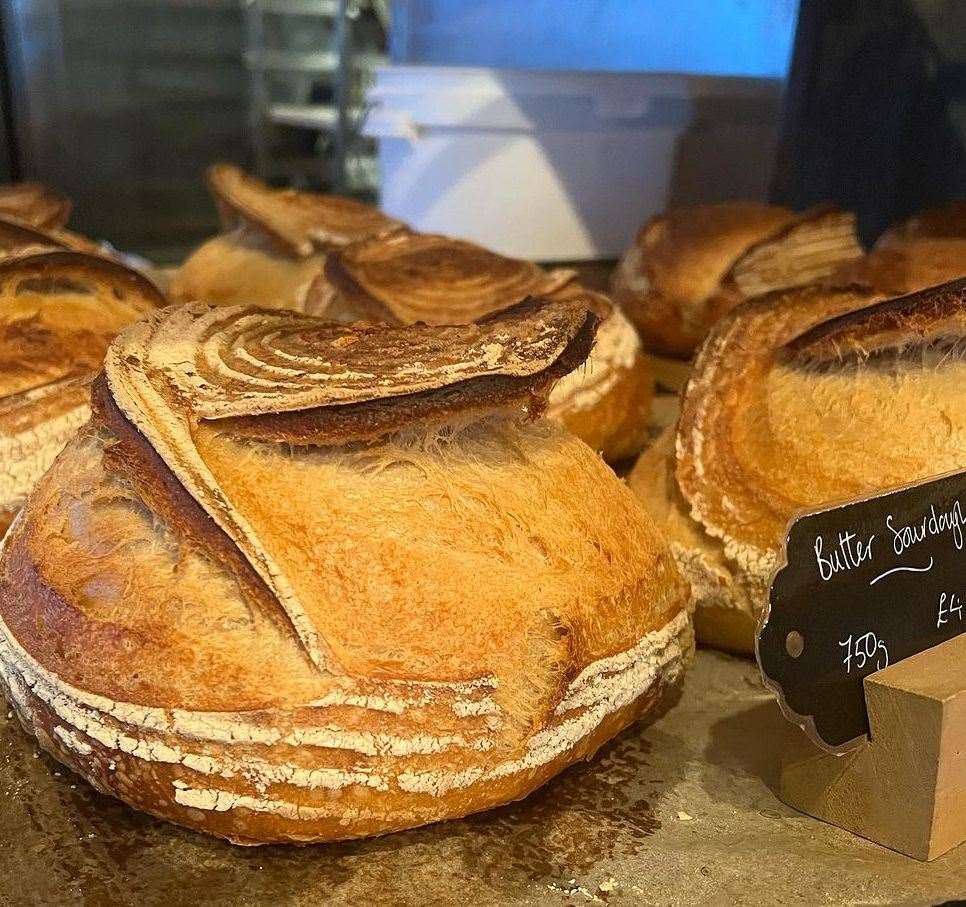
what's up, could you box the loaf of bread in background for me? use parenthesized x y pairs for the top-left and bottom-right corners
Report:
(830, 237), (966, 296)
(0, 182), (72, 230)
(612, 202), (864, 359)
(170, 164), (406, 312)
(0, 249), (163, 535)
(876, 200), (966, 246)
(630, 279), (966, 654)
(0, 296), (692, 843)
(312, 232), (654, 462)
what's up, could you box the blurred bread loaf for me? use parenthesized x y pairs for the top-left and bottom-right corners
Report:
(0, 182), (72, 230)
(0, 249), (162, 534)
(170, 164), (406, 311)
(612, 202), (864, 359)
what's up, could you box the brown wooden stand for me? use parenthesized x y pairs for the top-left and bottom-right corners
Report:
(780, 633), (966, 861)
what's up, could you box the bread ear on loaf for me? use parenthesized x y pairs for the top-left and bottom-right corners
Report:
(310, 231), (653, 462)
(612, 203), (864, 358)
(170, 165), (407, 311)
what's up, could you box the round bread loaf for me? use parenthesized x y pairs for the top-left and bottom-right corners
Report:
(630, 279), (966, 654)
(0, 250), (163, 536)
(170, 164), (405, 311)
(312, 232), (654, 462)
(0, 295), (692, 844)
(612, 202), (864, 359)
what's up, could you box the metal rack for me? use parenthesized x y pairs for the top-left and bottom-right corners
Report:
(243, 0), (386, 195)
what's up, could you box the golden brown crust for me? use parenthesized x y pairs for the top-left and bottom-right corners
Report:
(312, 232), (576, 324)
(0, 214), (98, 255)
(877, 201), (966, 246)
(0, 182), (72, 230)
(207, 163), (406, 258)
(827, 238), (966, 297)
(612, 203), (864, 358)
(168, 233), (327, 310)
(0, 294), (692, 843)
(0, 249), (164, 538)
(633, 278), (966, 654)
(788, 276), (966, 362)
(309, 232), (650, 460)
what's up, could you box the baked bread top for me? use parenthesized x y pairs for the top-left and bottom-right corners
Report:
(0, 295), (690, 843)
(878, 200), (966, 246)
(0, 182), (72, 230)
(0, 214), (100, 257)
(829, 238), (966, 296)
(676, 278), (966, 584)
(612, 202), (863, 357)
(207, 163), (406, 259)
(0, 250), (163, 400)
(313, 231), (576, 323)
(0, 249), (164, 528)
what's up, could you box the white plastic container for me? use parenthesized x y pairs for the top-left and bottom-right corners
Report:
(365, 66), (784, 261)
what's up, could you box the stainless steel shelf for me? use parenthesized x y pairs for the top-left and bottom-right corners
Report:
(246, 0), (339, 16)
(269, 103), (369, 129)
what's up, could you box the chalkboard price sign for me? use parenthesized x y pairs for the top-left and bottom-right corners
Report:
(757, 470), (966, 752)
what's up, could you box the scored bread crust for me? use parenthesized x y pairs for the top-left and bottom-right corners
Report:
(612, 203), (864, 358)
(309, 231), (577, 324)
(632, 279), (966, 653)
(309, 232), (653, 461)
(0, 296), (692, 843)
(0, 250), (164, 534)
(170, 165), (407, 312)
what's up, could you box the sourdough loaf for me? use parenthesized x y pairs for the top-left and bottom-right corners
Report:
(312, 232), (653, 461)
(0, 182), (72, 230)
(877, 200), (966, 246)
(630, 279), (966, 654)
(0, 296), (691, 843)
(829, 238), (966, 296)
(170, 164), (406, 311)
(0, 250), (163, 535)
(612, 202), (864, 359)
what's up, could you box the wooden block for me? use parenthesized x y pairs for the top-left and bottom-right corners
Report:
(780, 633), (966, 861)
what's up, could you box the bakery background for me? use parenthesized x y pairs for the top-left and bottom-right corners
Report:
(2, 1), (966, 905)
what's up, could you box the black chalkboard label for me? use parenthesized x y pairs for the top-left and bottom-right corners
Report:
(757, 470), (966, 753)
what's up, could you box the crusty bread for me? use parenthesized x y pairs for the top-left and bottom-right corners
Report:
(311, 232), (654, 462)
(0, 182), (72, 230)
(877, 200), (966, 246)
(612, 202), (864, 358)
(0, 250), (163, 535)
(0, 214), (100, 257)
(829, 238), (966, 296)
(0, 296), (692, 844)
(309, 231), (576, 323)
(170, 164), (406, 312)
(630, 279), (966, 654)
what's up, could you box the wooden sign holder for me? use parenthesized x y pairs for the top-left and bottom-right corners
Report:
(780, 633), (966, 861)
